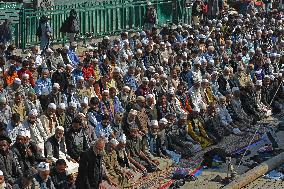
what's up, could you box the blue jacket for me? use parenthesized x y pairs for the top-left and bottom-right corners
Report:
(35, 77), (52, 95)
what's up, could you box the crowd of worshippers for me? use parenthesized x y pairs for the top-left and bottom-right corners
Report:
(0, 8), (283, 189)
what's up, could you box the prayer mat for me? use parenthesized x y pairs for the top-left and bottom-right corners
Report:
(135, 167), (174, 189)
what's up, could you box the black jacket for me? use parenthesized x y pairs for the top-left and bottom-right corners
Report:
(75, 148), (104, 189)
(44, 135), (67, 160)
(60, 15), (80, 33)
(51, 71), (68, 92)
(0, 150), (22, 184)
(12, 143), (34, 173)
(50, 167), (69, 189)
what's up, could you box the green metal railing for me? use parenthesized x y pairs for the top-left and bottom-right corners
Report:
(1, 0), (192, 49)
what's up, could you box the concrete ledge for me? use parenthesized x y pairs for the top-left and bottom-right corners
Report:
(223, 152), (284, 189)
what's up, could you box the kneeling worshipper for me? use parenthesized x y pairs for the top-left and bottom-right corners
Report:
(147, 120), (173, 169)
(126, 126), (159, 175)
(167, 115), (202, 158)
(187, 108), (213, 148)
(116, 134), (143, 184)
(104, 138), (136, 188)
(204, 103), (226, 144)
(217, 96), (242, 135)
(255, 80), (272, 117)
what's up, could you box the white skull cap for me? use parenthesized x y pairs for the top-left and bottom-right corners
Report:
(56, 126), (64, 132)
(14, 78), (21, 85)
(109, 138), (119, 146)
(58, 103), (66, 110)
(48, 103), (57, 110)
(118, 134), (127, 143)
(38, 162), (50, 171)
(29, 109), (38, 116)
(159, 118), (168, 124)
(53, 83), (60, 89)
(149, 120), (159, 126)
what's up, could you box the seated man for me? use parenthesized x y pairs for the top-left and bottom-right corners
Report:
(13, 172), (38, 189)
(225, 92), (252, 131)
(95, 114), (115, 141)
(217, 96), (242, 135)
(44, 126), (78, 174)
(240, 82), (265, 121)
(204, 103), (227, 143)
(167, 116), (202, 158)
(104, 139), (135, 188)
(6, 113), (24, 144)
(255, 80), (272, 117)
(0, 136), (22, 185)
(22, 109), (48, 149)
(116, 134), (143, 183)
(147, 120), (173, 170)
(126, 126), (159, 175)
(12, 131), (39, 173)
(50, 159), (76, 189)
(187, 108), (212, 148)
(65, 117), (90, 162)
(231, 87), (253, 125)
(34, 162), (55, 188)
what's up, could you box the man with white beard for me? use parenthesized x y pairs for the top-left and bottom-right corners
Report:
(118, 86), (135, 109)
(189, 79), (205, 109)
(22, 109), (48, 149)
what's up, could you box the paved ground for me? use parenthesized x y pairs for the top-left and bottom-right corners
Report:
(179, 115), (284, 189)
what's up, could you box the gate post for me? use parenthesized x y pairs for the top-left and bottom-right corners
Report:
(19, 7), (26, 50)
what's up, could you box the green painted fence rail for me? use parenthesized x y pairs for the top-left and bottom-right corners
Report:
(1, 1), (192, 49)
